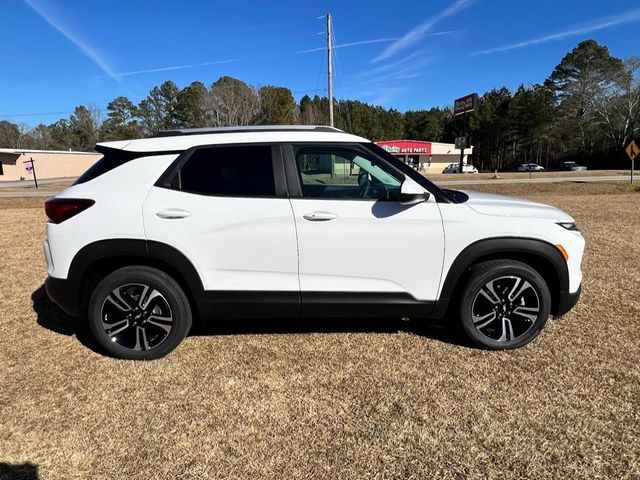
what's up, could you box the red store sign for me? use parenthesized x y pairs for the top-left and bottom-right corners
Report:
(376, 140), (432, 155)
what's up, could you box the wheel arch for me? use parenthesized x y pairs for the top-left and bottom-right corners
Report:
(66, 239), (204, 317)
(431, 237), (569, 320)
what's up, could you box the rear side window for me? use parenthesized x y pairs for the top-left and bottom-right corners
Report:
(175, 145), (275, 197)
(73, 152), (132, 185)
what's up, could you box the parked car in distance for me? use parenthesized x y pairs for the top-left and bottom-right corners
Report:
(44, 125), (584, 359)
(442, 163), (479, 174)
(517, 163), (545, 172)
(561, 161), (587, 171)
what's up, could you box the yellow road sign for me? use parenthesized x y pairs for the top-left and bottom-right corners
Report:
(626, 140), (639, 161)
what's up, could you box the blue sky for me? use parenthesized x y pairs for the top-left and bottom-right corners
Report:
(1, 0), (639, 125)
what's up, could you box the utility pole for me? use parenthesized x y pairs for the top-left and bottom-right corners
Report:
(326, 13), (334, 127)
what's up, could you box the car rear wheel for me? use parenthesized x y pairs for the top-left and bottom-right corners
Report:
(88, 266), (192, 360)
(458, 260), (551, 350)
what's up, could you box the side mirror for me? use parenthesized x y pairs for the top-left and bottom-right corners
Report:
(399, 177), (430, 205)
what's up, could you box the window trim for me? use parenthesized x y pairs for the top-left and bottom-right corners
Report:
(155, 142), (287, 198)
(283, 142), (452, 203)
(286, 142), (406, 203)
(282, 142), (407, 202)
(363, 142), (452, 203)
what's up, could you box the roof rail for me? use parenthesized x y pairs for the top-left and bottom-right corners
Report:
(153, 125), (344, 137)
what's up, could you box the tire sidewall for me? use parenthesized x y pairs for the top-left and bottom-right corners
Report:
(459, 262), (551, 350)
(88, 267), (192, 360)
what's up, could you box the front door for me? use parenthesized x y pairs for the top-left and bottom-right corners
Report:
(286, 143), (445, 316)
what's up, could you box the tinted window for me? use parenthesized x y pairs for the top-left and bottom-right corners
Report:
(178, 145), (275, 196)
(294, 145), (402, 200)
(73, 152), (131, 185)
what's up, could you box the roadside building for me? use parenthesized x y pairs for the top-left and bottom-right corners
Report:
(0, 148), (101, 182)
(376, 140), (474, 173)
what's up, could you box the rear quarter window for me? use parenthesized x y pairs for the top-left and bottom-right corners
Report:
(73, 152), (132, 185)
(74, 148), (182, 185)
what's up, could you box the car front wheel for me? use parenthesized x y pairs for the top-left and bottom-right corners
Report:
(458, 260), (551, 350)
(87, 266), (192, 360)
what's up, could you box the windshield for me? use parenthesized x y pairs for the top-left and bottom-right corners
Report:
(363, 142), (455, 203)
(352, 156), (402, 187)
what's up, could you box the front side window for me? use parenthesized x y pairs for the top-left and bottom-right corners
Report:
(176, 145), (275, 196)
(293, 145), (402, 200)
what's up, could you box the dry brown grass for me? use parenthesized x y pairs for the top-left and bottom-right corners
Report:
(425, 169), (629, 182)
(1, 183), (639, 479)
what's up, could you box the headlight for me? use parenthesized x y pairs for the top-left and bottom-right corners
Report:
(557, 222), (579, 231)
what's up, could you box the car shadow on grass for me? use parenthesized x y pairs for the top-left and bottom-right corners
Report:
(31, 284), (468, 353)
(0, 462), (38, 480)
(190, 317), (467, 347)
(31, 284), (101, 354)
(189, 307), (469, 347)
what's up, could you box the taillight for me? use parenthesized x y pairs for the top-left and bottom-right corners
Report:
(45, 198), (95, 224)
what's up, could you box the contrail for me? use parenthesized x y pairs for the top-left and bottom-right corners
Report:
(296, 38), (398, 54)
(472, 8), (640, 55)
(296, 32), (461, 54)
(23, 0), (118, 79)
(373, 0), (472, 62)
(115, 59), (240, 78)
(360, 50), (426, 78)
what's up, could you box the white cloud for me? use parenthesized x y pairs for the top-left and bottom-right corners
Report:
(372, 0), (472, 62)
(472, 8), (640, 55)
(23, 0), (118, 79)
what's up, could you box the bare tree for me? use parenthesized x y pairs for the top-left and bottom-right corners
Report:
(29, 124), (52, 150)
(205, 77), (260, 126)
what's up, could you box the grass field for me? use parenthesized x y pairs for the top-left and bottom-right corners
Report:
(424, 169), (629, 182)
(0, 183), (639, 479)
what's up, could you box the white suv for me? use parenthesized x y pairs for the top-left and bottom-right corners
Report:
(44, 126), (584, 359)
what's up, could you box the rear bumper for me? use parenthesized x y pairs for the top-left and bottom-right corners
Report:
(45, 276), (81, 317)
(554, 284), (581, 318)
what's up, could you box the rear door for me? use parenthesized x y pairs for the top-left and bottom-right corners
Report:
(143, 144), (299, 317)
(284, 143), (445, 316)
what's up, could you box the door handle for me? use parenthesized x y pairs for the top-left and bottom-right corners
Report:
(302, 211), (337, 222)
(156, 209), (191, 219)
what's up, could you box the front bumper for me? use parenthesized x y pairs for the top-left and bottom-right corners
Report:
(554, 284), (582, 318)
(45, 276), (81, 317)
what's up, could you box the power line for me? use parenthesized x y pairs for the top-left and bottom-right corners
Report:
(0, 110), (82, 118)
(313, 19), (327, 99)
(1, 88), (332, 119)
(291, 88), (326, 95)
(3, 17), (338, 122)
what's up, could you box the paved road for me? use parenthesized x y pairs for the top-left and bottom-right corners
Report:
(436, 175), (631, 186)
(0, 177), (73, 189)
(0, 191), (60, 198)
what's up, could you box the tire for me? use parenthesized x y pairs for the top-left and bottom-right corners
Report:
(458, 260), (551, 350)
(87, 266), (192, 360)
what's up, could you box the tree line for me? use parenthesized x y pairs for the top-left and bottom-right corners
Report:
(1, 39), (638, 170)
